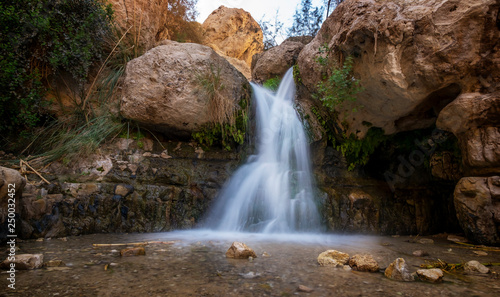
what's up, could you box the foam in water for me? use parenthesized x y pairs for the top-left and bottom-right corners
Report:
(204, 68), (321, 233)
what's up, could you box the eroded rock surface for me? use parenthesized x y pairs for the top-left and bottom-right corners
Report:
(298, 0), (499, 137)
(203, 6), (263, 66)
(120, 41), (250, 137)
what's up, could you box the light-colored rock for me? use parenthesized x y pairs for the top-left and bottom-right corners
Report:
(348, 254), (379, 272)
(202, 6), (263, 66)
(298, 0), (499, 137)
(108, 0), (169, 50)
(464, 260), (490, 274)
(317, 250), (350, 267)
(437, 92), (500, 175)
(297, 285), (314, 293)
(437, 92), (500, 135)
(114, 184), (134, 197)
(225, 242), (257, 259)
(252, 41), (305, 83)
(454, 176), (500, 245)
(384, 258), (413, 281)
(120, 247), (146, 257)
(416, 268), (444, 283)
(1, 254), (43, 270)
(412, 250), (428, 257)
(418, 238), (434, 244)
(120, 41), (250, 137)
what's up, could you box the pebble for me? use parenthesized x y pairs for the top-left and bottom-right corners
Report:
(120, 247), (146, 257)
(412, 250), (429, 257)
(418, 238), (434, 244)
(473, 251), (488, 256)
(384, 258), (414, 282)
(416, 268), (443, 283)
(297, 285), (314, 293)
(239, 271), (260, 279)
(464, 260), (490, 274)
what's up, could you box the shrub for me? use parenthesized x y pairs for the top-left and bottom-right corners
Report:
(0, 0), (113, 138)
(263, 77), (281, 91)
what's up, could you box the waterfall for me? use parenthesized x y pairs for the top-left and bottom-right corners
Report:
(204, 68), (321, 233)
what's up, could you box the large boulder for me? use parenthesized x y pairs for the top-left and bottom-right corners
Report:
(251, 40), (306, 83)
(203, 6), (263, 67)
(437, 92), (500, 175)
(298, 0), (500, 137)
(120, 41), (250, 137)
(454, 176), (500, 245)
(108, 0), (169, 50)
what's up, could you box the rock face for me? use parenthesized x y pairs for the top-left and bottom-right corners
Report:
(437, 91), (500, 245)
(225, 242), (257, 259)
(108, 0), (169, 50)
(298, 0), (500, 137)
(11, 138), (241, 239)
(317, 250), (350, 267)
(384, 258), (413, 281)
(120, 41), (250, 137)
(251, 40), (306, 83)
(203, 6), (263, 66)
(348, 254), (379, 272)
(453, 176), (500, 245)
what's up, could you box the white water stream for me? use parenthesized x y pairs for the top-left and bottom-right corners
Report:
(204, 68), (321, 233)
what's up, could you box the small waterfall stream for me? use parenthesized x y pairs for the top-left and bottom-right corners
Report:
(205, 68), (321, 233)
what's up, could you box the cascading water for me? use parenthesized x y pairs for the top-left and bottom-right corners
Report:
(204, 68), (321, 233)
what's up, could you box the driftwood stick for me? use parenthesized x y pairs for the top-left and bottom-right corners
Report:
(20, 159), (50, 184)
(92, 241), (177, 247)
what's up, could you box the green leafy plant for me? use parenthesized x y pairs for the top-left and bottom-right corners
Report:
(0, 0), (113, 141)
(193, 63), (249, 150)
(263, 77), (281, 91)
(293, 64), (302, 85)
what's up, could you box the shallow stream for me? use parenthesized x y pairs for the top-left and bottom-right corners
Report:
(1, 231), (499, 296)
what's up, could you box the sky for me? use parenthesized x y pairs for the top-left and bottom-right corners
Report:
(196, 0), (326, 29)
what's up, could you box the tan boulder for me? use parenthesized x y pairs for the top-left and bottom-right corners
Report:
(203, 6), (263, 67)
(298, 0), (499, 137)
(252, 40), (306, 83)
(437, 92), (500, 175)
(108, 0), (169, 50)
(416, 268), (444, 283)
(225, 242), (257, 259)
(317, 250), (349, 267)
(464, 260), (490, 274)
(454, 176), (500, 245)
(120, 41), (250, 137)
(348, 254), (379, 272)
(1, 254), (43, 270)
(384, 258), (413, 281)
(0, 166), (26, 225)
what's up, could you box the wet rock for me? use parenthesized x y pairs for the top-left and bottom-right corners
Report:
(418, 238), (434, 244)
(114, 184), (133, 197)
(252, 40), (305, 83)
(239, 271), (260, 279)
(317, 250), (349, 267)
(473, 251), (488, 256)
(1, 166), (26, 228)
(225, 242), (257, 259)
(454, 176), (500, 245)
(120, 247), (146, 257)
(416, 268), (444, 283)
(297, 285), (314, 293)
(412, 250), (429, 257)
(44, 260), (66, 267)
(384, 258), (413, 281)
(464, 260), (490, 274)
(1, 254), (43, 270)
(348, 254), (379, 272)
(447, 235), (468, 243)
